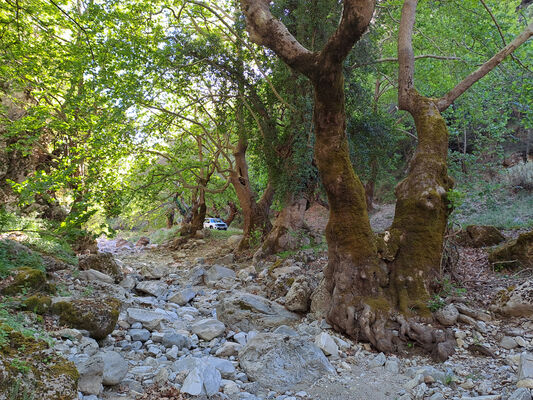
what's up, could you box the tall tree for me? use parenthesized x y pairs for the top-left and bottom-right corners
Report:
(240, 0), (532, 358)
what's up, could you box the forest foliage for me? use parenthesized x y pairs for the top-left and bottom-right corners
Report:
(0, 0), (531, 246)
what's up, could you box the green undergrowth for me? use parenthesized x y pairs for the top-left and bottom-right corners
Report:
(0, 299), (53, 349)
(205, 227), (243, 240)
(451, 189), (532, 229)
(0, 210), (77, 273)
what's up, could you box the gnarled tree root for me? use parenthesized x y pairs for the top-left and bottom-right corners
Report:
(328, 304), (456, 361)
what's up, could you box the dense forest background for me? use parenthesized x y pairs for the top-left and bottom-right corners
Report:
(1, 0), (531, 253)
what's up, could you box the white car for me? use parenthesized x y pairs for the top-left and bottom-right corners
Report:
(203, 218), (228, 230)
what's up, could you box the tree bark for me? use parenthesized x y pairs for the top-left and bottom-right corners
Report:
(230, 137), (274, 250)
(223, 201), (238, 227)
(256, 194), (308, 258)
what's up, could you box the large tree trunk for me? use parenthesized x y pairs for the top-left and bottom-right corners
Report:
(388, 95), (453, 315)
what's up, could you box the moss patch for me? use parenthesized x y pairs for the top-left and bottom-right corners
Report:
(23, 295), (52, 315)
(52, 297), (121, 340)
(1, 267), (50, 296)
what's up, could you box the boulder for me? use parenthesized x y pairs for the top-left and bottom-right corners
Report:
(79, 269), (114, 284)
(136, 280), (168, 297)
(227, 235), (243, 248)
(0, 326), (78, 399)
(52, 297), (120, 340)
(1, 267), (51, 295)
(168, 288), (196, 306)
(204, 265), (236, 286)
(99, 351), (128, 386)
(78, 252), (123, 282)
(489, 231), (533, 269)
(217, 292), (300, 332)
(493, 280), (533, 317)
(285, 276), (313, 312)
(126, 307), (164, 330)
(457, 225), (506, 248)
(191, 318), (226, 341)
(239, 333), (335, 391)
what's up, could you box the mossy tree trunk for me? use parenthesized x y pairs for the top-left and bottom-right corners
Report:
(389, 94), (453, 316)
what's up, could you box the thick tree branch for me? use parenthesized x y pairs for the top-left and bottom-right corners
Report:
(398, 0), (418, 112)
(437, 21), (533, 111)
(351, 54), (461, 68)
(239, 0), (316, 77)
(320, 0), (375, 67)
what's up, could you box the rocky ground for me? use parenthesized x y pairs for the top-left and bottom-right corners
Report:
(1, 208), (532, 400)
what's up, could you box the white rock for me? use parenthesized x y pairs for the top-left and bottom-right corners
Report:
(215, 342), (242, 357)
(136, 280), (167, 297)
(181, 367), (204, 396)
(192, 318), (226, 341)
(168, 288), (196, 306)
(314, 332), (339, 357)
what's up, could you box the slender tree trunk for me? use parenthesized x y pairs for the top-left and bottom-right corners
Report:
(223, 201), (238, 227)
(230, 137), (274, 250)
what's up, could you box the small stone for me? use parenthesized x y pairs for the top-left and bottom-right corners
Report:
(368, 352), (386, 368)
(516, 337), (528, 347)
(428, 394), (445, 400)
(223, 380), (240, 395)
(460, 378), (475, 389)
(129, 328), (151, 342)
(435, 304), (459, 326)
(234, 332), (247, 345)
(215, 342), (242, 357)
(162, 332), (191, 349)
(384, 359), (400, 374)
(501, 336), (518, 350)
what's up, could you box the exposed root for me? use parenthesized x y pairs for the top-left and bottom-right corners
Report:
(328, 305), (456, 361)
